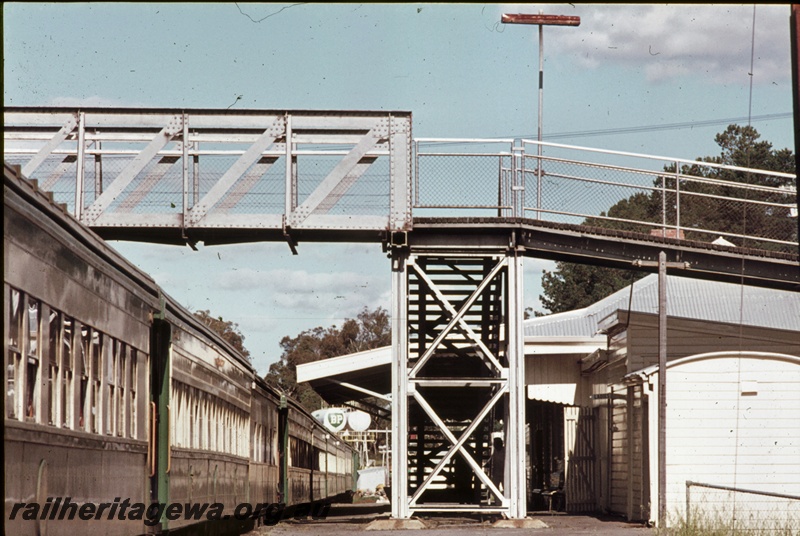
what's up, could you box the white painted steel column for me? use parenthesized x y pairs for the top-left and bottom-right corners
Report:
(389, 115), (412, 231)
(284, 113), (293, 218)
(391, 249), (409, 519)
(74, 112), (86, 220)
(506, 248), (527, 518)
(182, 113), (189, 227)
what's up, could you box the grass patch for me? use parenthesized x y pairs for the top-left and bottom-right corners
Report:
(657, 509), (800, 536)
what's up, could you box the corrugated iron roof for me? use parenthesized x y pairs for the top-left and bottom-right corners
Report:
(524, 274), (800, 338)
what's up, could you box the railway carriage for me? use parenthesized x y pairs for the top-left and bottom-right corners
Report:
(280, 392), (357, 507)
(4, 162), (356, 536)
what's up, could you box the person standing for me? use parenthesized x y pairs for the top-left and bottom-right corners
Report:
(488, 436), (505, 491)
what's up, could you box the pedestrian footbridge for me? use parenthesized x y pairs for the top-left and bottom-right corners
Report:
(4, 107), (796, 289)
(4, 107), (798, 519)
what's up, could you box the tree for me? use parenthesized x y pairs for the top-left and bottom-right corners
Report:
(662, 125), (796, 248)
(540, 264), (641, 315)
(194, 309), (251, 361)
(538, 125), (795, 314)
(264, 306), (391, 413)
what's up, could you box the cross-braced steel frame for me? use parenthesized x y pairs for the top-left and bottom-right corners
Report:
(3, 108), (412, 242)
(391, 243), (526, 518)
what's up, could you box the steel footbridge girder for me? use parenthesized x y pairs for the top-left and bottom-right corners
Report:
(3, 107), (413, 244)
(401, 220), (799, 292)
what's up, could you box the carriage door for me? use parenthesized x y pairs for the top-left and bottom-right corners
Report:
(148, 317), (172, 532)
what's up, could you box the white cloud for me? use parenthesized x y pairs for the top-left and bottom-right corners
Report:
(499, 4), (791, 85)
(218, 267), (389, 314)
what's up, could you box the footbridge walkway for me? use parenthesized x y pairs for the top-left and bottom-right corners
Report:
(4, 107), (797, 289)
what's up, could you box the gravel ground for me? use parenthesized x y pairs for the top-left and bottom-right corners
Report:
(248, 503), (655, 536)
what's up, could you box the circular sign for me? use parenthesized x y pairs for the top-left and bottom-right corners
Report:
(347, 410), (372, 432)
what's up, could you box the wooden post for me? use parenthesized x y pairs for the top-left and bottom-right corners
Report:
(658, 251), (667, 526)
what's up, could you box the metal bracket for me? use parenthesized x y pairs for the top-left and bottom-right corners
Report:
(632, 259), (690, 270)
(284, 230), (298, 256)
(153, 292), (167, 321)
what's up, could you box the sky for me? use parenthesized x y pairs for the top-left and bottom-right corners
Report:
(3, 3), (795, 375)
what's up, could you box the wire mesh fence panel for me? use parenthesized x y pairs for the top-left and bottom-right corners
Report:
(672, 177), (797, 252)
(413, 139), (515, 216)
(530, 157), (664, 229)
(295, 155), (390, 216)
(207, 156), (286, 214)
(415, 155), (510, 212)
(686, 482), (800, 535)
(96, 154), (185, 214)
(4, 152), (80, 213)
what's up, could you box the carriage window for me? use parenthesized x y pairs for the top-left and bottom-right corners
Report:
(253, 424), (261, 462)
(7, 351), (17, 420)
(188, 387), (195, 449)
(175, 384), (185, 447)
(91, 331), (103, 434)
(118, 344), (126, 437)
(210, 403), (216, 451)
(193, 399), (200, 449)
(107, 339), (117, 436)
(269, 429), (277, 465)
(7, 289), (22, 420)
(201, 399), (208, 449)
(62, 318), (74, 429)
(79, 326), (90, 431)
(200, 394), (206, 450)
(260, 424), (267, 463)
(219, 406), (224, 453)
(25, 299), (41, 421)
(233, 412), (238, 456)
(48, 310), (62, 426)
(9, 288), (21, 348)
(129, 350), (137, 439)
(27, 302), (39, 358)
(290, 437), (313, 469)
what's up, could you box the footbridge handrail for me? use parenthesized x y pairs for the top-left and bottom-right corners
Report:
(414, 137), (797, 254)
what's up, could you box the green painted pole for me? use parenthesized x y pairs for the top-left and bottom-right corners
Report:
(279, 395), (289, 504)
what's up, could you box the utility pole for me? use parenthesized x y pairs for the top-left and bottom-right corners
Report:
(790, 5), (799, 256)
(632, 254), (689, 526)
(502, 13), (580, 219)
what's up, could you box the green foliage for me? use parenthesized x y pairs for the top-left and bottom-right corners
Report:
(540, 264), (642, 315)
(193, 309), (251, 361)
(662, 126), (796, 249)
(264, 306), (391, 413)
(537, 125), (796, 315)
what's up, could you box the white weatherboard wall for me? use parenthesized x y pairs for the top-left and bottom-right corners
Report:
(641, 352), (800, 527)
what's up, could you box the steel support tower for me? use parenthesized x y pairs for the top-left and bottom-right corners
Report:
(390, 237), (527, 518)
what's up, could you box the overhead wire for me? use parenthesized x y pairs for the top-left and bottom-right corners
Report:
(732, 5), (759, 531)
(541, 113), (791, 141)
(418, 112), (792, 148)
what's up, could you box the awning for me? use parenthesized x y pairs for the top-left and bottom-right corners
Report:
(297, 336), (605, 410)
(296, 346), (391, 407)
(525, 337), (603, 406)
